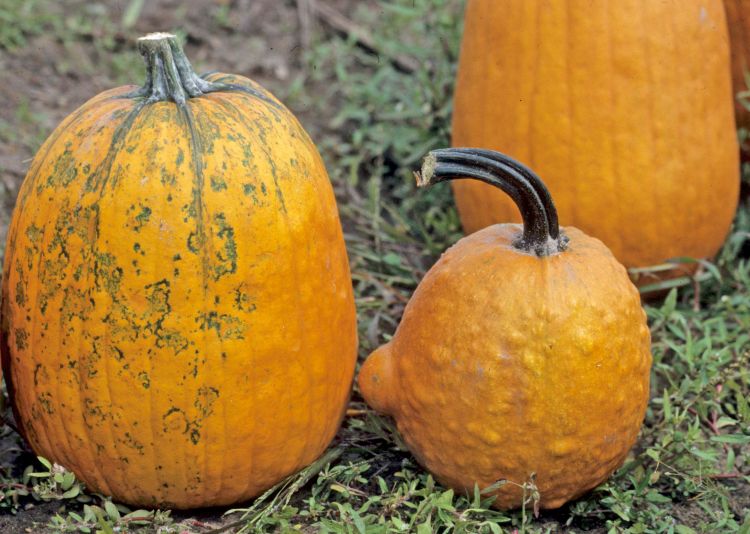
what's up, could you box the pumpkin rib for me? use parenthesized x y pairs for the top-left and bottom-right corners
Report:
(212, 96), (288, 213)
(189, 100), (227, 501)
(17, 91), (130, 210)
(306, 141), (349, 456)
(89, 102), (149, 196)
(106, 106), (167, 502)
(604, 3), (623, 257)
(202, 73), (286, 114)
(1, 180), (37, 448)
(5, 237), (46, 456)
(179, 103), (210, 500)
(30, 173), (85, 484)
(639, 1), (657, 264)
(74, 221), (115, 497)
(198, 95), (259, 502)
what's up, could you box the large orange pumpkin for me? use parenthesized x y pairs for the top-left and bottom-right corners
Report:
(452, 0), (739, 281)
(359, 147), (651, 510)
(1, 33), (357, 508)
(724, 0), (750, 128)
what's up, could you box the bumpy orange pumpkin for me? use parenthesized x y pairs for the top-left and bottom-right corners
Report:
(1, 33), (357, 508)
(452, 0), (738, 282)
(724, 0), (750, 128)
(359, 148), (652, 510)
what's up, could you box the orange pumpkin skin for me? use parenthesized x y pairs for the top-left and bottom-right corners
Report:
(452, 0), (739, 272)
(359, 149), (651, 510)
(1, 35), (357, 509)
(725, 0), (750, 128)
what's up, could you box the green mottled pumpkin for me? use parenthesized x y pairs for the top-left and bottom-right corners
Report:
(1, 33), (357, 508)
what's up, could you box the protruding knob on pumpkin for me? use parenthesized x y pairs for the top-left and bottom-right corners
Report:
(358, 342), (395, 415)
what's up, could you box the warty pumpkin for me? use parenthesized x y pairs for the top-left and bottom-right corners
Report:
(0, 33), (357, 508)
(359, 147), (652, 510)
(452, 0), (739, 284)
(724, 0), (750, 129)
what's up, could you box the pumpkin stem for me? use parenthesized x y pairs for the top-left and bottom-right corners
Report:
(128, 33), (224, 104)
(418, 148), (568, 256)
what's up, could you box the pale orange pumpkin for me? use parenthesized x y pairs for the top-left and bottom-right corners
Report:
(452, 0), (739, 283)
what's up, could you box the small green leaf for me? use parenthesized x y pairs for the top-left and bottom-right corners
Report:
(62, 486), (80, 499)
(481, 479), (507, 494)
(710, 434), (750, 445)
(37, 456), (52, 470)
(104, 500), (120, 520)
(382, 252), (402, 267)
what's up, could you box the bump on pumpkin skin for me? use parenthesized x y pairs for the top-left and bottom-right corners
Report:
(357, 342), (394, 415)
(1, 50), (358, 507)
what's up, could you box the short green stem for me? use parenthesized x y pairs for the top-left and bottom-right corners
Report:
(128, 32), (222, 104)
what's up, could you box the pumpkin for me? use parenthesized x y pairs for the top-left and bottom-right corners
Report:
(452, 0), (739, 284)
(358, 147), (652, 510)
(0, 33), (357, 508)
(724, 0), (750, 129)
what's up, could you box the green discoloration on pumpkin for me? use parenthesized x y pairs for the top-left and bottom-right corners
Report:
(138, 371), (151, 389)
(14, 328), (28, 350)
(84, 101), (148, 194)
(160, 166), (177, 186)
(210, 174), (227, 191)
(211, 213), (237, 280)
(195, 311), (246, 340)
(215, 99), (288, 213)
(43, 142), (78, 190)
(61, 286), (94, 322)
(133, 205), (152, 232)
(94, 252), (123, 295)
(232, 285), (256, 312)
(142, 279), (188, 355)
(38, 392), (55, 414)
(14, 280), (26, 306)
(123, 432), (145, 454)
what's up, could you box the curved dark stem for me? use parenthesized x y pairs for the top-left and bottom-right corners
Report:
(418, 148), (567, 256)
(125, 33), (240, 104)
(441, 148), (560, 240)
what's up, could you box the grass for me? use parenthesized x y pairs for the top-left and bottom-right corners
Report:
(1, 0), (749, 532)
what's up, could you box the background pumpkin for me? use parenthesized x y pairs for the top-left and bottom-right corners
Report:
(724, 0), (750, 129)
(0, 33), (357, 509)
(359, 147), (652, 510)
(452, 0), (739, 284)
